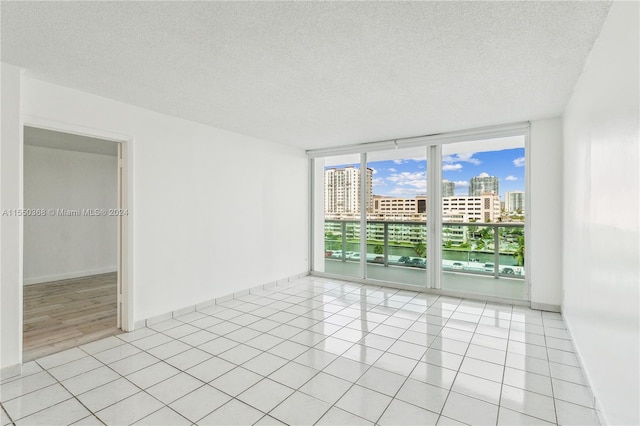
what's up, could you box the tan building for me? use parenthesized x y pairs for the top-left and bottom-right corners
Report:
(324, 167), (373, 216)
(443, 193), (501, 222)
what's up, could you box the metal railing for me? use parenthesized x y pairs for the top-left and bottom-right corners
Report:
(324, 219), (525, 279)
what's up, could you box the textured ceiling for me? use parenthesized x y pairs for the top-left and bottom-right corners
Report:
(2, 1), (611, 150)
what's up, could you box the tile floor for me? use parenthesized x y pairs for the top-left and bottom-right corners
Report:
(0, 276), (600, 425)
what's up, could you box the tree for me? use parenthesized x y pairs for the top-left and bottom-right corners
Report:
(515, 235), (525, 266)
(414, 242), (426, 257)
(475, 239), (485, 250)
(374, 244), (383, 255)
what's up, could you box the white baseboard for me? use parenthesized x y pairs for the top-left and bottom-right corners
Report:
(23, 267), (117, 285)
(134, 270), (309, 330)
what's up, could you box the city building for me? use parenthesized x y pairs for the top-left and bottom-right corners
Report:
(324, 166), (373, 216)
(371, 193), (500, 223)
(468, 172), (499, 196)
(443, 193), (501, 223)
(442, 179), (455, 197)
(0, 3), (637, 425)
(505, 190), (525, 213)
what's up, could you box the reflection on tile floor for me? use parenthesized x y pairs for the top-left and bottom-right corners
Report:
(0, 276), (599, 425)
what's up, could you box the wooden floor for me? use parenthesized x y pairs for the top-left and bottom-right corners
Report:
(23, 272), (121, 362)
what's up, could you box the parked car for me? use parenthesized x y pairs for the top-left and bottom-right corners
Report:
(372, 256), (384, 264)
(409, 258), (426, 268)
(501, 267), (515, 274)
(325, 250), (333, 258)
(484, 263), (495, 272)
(398, 256), (411, 264)
(452, 262), (464, 270)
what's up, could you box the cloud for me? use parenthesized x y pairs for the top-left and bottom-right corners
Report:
(453, 180), (469, 187)
(505, 175), (518, 181)
(478, 172), (490, 177)
(370, 167), (378, 174)
(513, 157), (525, 167)
(442, 164), (463, 171)
(393, 159), (405, 165)
(385, 171), (427, 192)
(388, 168), (397, 173)
(443, 152), (481, 165)
(389, 185), (427, 195)
(372, 178), (386, 187)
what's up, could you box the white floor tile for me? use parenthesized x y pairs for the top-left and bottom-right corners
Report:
(268, 340), (310, 359)
(80, 336), (124, 354)
(342, 344), (384, 365)
(451, 372), (502, 405)
(552, 378), (594, 407)
(409, 361), (456, 389)
(498, 407), (555, 425)
(199, 336), (240, 355)
(0, 371), (57, 402)
(269, 362), (318, 389)
(103, 351), (159, 377)
(270, 391), (331, 426)
(395, 378), (450, 414)
(335, 384), (392, 423)
(36, 348), (87, 370)
(500, 384), (557, 423)
(169, 384), (231, 423)
(209, 366), (262, 396)
(373, 352), (418, 376)
(136, 407), (192, 425)
(503, 367), (553, 396)
(3, 384), (72, 421)
(441, 392), (499, 425)
(316, 407), (373, 426)
(125, 361), (181, 389)
(146, 372), (204, 404)
(237, 378), (294, 412)
(245, 333), (285, 351)
(61, 366), (120, 395)
(218, 343), (262, 365)
(76, 377), (139, 412)
(93, 342), (141, 364)
(14, 396), (89, 425)
(165, 347), (212, 370)
(459, 356), (504, 383)
(424, 348), (464, 371)
(48, 356), (102, 381)
(322, 356), (369, 383)
(242, 352), (288, 376)
(294, 348), (338, 370)
(378, 398), (439, 426)
(555, 399), (600, 425)
(95, 391), (164, 425)
(356, 366), (406, 397)
(300, 372), (352, 404)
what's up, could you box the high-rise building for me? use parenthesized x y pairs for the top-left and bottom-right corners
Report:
(324, 167), (373, 215)
(469, 173), (499, 196)
(505, 191), (525, 213)
(442, 180), (455, 197)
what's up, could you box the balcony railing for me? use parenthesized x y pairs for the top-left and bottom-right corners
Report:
(324, 219), (525, 279)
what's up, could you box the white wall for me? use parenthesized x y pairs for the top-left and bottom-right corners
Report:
(19, 78), (309, 323)
(1, 63), (23, 371)
(529, 118), (563, 310)
(562, 2), (639, 425)
(23, 146), (118, 284)
(0, 72), (308, 370)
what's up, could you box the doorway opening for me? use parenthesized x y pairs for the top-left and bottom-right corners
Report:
(22, 126), (126, 361)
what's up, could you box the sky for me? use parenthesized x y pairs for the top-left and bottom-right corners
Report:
(329, 147), (525, 200)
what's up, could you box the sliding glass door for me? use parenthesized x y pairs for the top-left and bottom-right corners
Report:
(311, 126), (528, 301)
(365, 148), (427, 287)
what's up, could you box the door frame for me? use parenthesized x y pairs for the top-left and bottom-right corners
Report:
(20, 116), (134, 337)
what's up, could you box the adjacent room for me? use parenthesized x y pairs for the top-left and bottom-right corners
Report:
(0, 2), (637, 425)
(22, 127), (121, 361)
